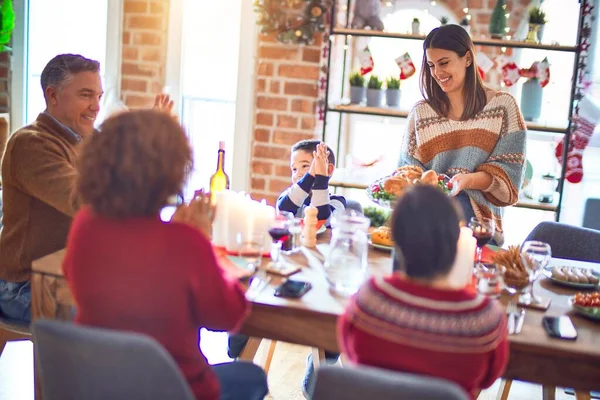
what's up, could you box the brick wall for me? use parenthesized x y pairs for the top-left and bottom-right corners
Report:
(249, 34), (323, 205)
(120, 0), (170, 109)
(0, 51), (9, 114)
(248, 0), (532, 204)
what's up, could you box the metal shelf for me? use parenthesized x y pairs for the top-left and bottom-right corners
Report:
(328, 104), (569, 134)
(329, 179), (558, 212)
(332, 27), (580, 53)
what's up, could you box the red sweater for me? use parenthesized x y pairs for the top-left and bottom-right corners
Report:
(63, 207), (249, 400)
(338, 275), (508, 399)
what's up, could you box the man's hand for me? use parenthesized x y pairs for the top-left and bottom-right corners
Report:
(313, 142), (330, 176)
(153, 94), (175, 114)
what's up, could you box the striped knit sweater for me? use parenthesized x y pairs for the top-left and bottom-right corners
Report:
(338, 275), (508, 399)
(399, 92), (527, 245)
(277, 172), (346, 223)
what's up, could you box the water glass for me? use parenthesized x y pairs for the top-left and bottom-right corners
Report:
(519, 240), (551, 305)
(475, 264), (506, 298)
(236, 232), (265, 273)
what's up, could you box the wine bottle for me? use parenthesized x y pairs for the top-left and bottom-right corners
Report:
(209, 141), (230, 196)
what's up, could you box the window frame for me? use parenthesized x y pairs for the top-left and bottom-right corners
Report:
(165, 0), (256, 192)
(9, 0), (123, 131)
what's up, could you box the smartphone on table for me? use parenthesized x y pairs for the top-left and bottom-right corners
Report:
(542, 316), (577, 340)
(274, 279), (312, 298)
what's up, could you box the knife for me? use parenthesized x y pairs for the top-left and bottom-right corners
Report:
(515, 309), (526, 334)
(507, 312), (516, 335)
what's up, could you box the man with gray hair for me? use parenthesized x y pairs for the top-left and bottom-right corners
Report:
(0, 54), (172, 323)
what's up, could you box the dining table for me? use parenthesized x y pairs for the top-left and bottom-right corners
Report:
(31, 234), (600, 399)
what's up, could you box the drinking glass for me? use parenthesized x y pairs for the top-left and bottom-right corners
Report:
(468, 217), (495, 267)
(519, 240), (551, 305)
(268, 217), (291, 270)
(236, 232), (264, 273)
(474, 264), (506, 298)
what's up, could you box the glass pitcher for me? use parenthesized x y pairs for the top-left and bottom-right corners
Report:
(324, 210), (370, 296)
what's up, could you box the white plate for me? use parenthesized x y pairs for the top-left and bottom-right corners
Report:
(368, 239), (393, 252)
(543, 266), (599, 289)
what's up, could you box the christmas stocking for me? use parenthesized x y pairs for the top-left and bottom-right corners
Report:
(555, 95), (600, 183)
(396, 53), (416, 80)
(358, 46), (374, 75)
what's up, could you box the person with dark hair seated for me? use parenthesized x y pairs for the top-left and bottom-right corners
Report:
(338, 185), (508, 400)
(63, 110), (268, 400)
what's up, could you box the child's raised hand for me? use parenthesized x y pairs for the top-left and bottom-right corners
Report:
(314, 143), (330, 176)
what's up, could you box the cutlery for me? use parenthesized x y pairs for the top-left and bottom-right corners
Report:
(506, 301), (517, 335)
(246, 270), (272, 301)
(515, 308), (526, 334)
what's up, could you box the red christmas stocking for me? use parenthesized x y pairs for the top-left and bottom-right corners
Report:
(396, 53), (416, 80)
(555, 116), (595, 183)
(358, 46), (374, 75)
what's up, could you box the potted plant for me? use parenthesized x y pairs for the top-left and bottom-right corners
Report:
(366, 75), (383, 107)
(460, 16), (471, 35)
(385, 76), (401, 108)
(440, 16), (449, 26)
(489, 0), (506, 39)
(527, 7), (547, 43)
(349, 71), (366, 104)
(411, 18), (420, 35)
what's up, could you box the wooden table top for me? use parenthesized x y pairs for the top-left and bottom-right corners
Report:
(31, 238), (600, 391)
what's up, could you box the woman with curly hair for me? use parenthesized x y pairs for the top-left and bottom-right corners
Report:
(62, 109), (268, 400)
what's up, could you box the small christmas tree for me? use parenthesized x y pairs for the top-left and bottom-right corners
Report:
(489, 0), (506, 39)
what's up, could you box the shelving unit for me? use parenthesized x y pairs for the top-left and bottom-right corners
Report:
(321, 0), (588, 219)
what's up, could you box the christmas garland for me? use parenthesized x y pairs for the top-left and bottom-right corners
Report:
(253, 0), (330, 45)
(0, 0), (15, 52)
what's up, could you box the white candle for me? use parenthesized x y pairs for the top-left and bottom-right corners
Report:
(212, 190), (233, 248)
(447, 227), (477, 289)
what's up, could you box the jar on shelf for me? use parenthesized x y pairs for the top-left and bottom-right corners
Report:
(521, 78), (543, 121)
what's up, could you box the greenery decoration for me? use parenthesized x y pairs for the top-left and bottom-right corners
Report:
(489, 0), (507, 38)
(349, 71), (365, 87)
(253, 0), (331, 45)
(367, 75), (383, 90)
(0, 0), (15, 52)
(386, 76), (400, 89)
(528, 7), (547, 24)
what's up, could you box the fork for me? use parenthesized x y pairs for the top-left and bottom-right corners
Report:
(506, 301), (517, 335)
(245, 269), (272, 301)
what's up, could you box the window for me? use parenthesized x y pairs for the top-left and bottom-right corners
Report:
(166, 0), (255, 197)
(11, 0), (122, 129)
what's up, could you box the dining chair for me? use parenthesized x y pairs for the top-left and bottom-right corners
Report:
(524, 221), (600, 263)
(311, 364), (469, 400)
(345, 199), (364, 215)
(0, 317), (31, 356)
(32, 319), (195, 400)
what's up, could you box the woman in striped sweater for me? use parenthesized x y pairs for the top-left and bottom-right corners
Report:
(339, 186), (508, 399)
(400, 24), (526, 245)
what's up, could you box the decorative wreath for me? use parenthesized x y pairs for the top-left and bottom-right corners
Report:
(253, 0), (331, 45)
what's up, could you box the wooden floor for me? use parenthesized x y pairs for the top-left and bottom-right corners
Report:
(0, 333), (580, 400)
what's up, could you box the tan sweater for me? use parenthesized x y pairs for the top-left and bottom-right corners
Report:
(0, 113), (81, 282)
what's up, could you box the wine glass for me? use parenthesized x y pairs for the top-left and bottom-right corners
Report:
(268, 218), (291, 270)
(236, 232), (265, 273)
(468, 217), (495, 268)
(519, 240), (551, 305)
